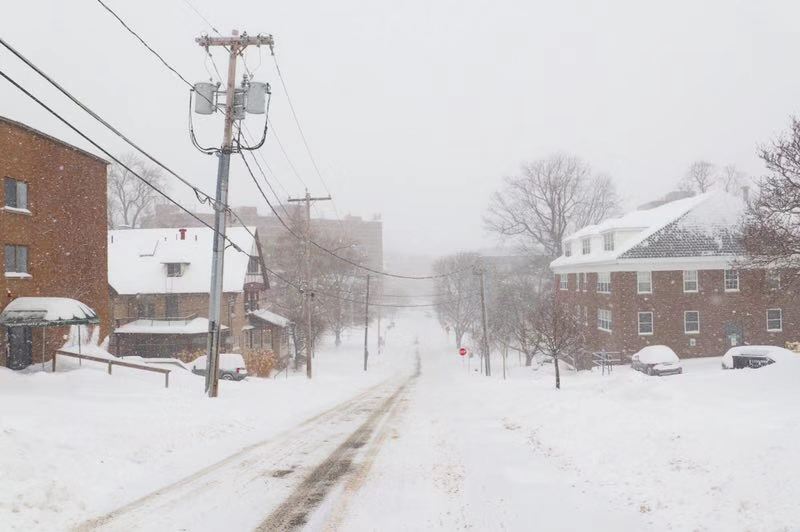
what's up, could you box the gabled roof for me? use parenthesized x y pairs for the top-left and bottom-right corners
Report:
(108, 227), (263, 295)
(620, 193), (745, 259)
(550, 192), (746, 272)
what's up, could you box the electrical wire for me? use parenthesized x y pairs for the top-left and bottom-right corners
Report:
(0, 69), (249, 255)
(94, 1), (477, 281)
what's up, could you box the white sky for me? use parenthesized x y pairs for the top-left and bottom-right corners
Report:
(2, 0), (800, 255)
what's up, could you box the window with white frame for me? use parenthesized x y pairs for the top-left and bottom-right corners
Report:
(724, 269), (739, 291)
(597, 308), (612, 331)
(559, 274), (568, 290)
(683, 270), (698, 292)
(582, 238), (591, 255)
(597, 271), (611, 293)
(766, 270), (781, 291)
(166, 263), (185, 277)
(4, 177), (28, 211)
(638, 311), (653, 335)
(4, 244), (28, 274)
(563, 241), (572, 257)
(684, 311), (700, 334)
(581, 272), (587, 291)
(767, 309), (783, 331)
(603, 232), (615, 251)
(637, 271), (652, 294)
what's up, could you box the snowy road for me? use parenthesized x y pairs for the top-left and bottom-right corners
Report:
(75, 365), (418, 532)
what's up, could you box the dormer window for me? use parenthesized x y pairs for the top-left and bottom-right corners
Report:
(166, 263), (185, 277)
(603, 232), (615, 252)
(563, 241), (572, 257)
(581, 238), (591, 255)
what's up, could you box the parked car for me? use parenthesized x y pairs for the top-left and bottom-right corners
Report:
(721, 345), (798, 370)
(191, 353), (248, 381)
(631, 345), (683, 376)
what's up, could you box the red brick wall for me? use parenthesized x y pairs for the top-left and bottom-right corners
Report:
(1, 118), (109, 365)
(556, 269), (799, 359)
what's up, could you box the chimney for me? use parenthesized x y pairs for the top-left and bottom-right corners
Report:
(179, 228), (187, 240)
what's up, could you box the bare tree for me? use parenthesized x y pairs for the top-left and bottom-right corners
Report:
(485, 154), (619, 259)
(530, 297), (584, 389)
(107, 153), (165, 229)
(742, 118), (800, 278)
(433, 252), (481, 352)
(679, 160), (717, 193)
(720, 164), (748, 193)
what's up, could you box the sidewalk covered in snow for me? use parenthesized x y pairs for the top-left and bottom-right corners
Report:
(111, 317), (227, 359)
(0, 297), (99, 369)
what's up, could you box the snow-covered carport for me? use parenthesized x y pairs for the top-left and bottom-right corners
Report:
(0, 297), (99, 370)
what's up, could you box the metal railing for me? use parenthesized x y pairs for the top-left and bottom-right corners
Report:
(54, 350), (172, 388)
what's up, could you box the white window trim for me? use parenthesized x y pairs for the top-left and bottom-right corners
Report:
(766, 308), (783, 332)
(597, 309), (612, 333)
(0, 206), (32, 216)
(559, 274), (568, 291)
(4, 272), (32, 279)
(724, 269), (740, 292)
(684, 311), (700, 335)
(581, 238), (591, 255)
(683, 270), (699, 293)
(603, 232), (615, 252)
(596, 272), (611, 294)
(637, 311), (654, 336)
(637, 271), (652, 294)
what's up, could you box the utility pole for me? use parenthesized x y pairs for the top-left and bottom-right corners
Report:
(363, 274), (370, 371)
(196, 30), (274, 398)
(478, 264), (491, 377)
(288, 190), (331, 379)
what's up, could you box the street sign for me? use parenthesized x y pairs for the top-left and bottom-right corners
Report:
(459, 347), (467, 357)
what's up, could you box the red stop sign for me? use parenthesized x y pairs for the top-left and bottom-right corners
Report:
(459, 347), (467, 357)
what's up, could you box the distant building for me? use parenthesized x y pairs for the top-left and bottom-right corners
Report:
(142, 203), (384, 273)
(0, 116), (110, 369)
(108, 226), (290, 360)
(550, 192), (799, 359)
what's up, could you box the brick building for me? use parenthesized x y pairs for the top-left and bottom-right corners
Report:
(108, 226), (290, 359)
(550, 192), (799, 359)
(1, 116), (110, 369)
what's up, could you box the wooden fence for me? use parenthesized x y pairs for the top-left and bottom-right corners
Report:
(54, 350), (171, 388)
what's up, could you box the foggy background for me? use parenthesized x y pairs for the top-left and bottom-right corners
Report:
(2, 0), (799, 256)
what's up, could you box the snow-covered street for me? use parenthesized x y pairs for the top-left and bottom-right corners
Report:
(3, 311), (800, 531)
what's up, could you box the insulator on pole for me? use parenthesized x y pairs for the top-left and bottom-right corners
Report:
(245, 82), (268, 114)
(193, 82), (217, 115)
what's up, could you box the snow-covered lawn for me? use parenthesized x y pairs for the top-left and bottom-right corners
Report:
(0, 325), (414, 532)
(334, 316), (800, 531)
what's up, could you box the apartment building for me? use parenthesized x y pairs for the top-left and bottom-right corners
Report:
(550, 192), (798, 358)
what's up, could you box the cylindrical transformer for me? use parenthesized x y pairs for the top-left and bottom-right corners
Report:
(245, 82), (268, 114)
(233, 88), (246, 120)
(193, 82), (216, 115)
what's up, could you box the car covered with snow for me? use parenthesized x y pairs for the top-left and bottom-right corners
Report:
(631, 345), (683, 376)
(190, 353), (248, 381)
(721, 345), (798, 370)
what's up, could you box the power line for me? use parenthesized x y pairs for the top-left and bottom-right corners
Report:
(0, 68), (249, 255)
(94, 2), (475, 281)
(0, 36), (263, 247)
(95, 0), (194, 88)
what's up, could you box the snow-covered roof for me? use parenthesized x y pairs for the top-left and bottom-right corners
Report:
(551, 192), (746, 273)
(114, 317), (227, 335)
(249, 309), (291, 328)
(0, 297), (99, 327)
(108, 227), (261, 295)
